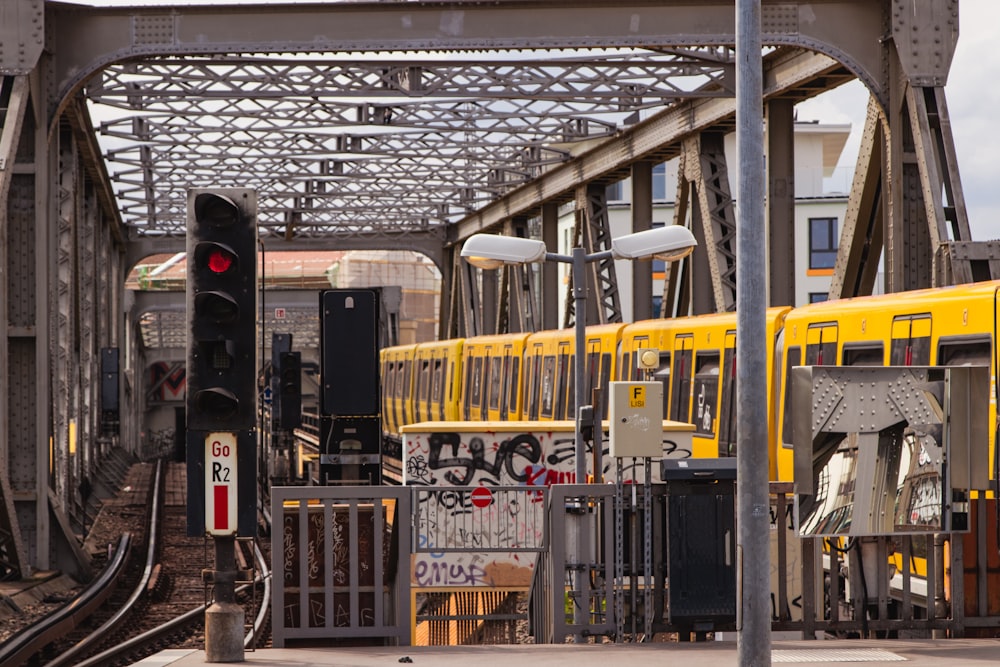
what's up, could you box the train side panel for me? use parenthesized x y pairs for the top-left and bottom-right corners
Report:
(619, 308), (789, 465)
(775, 283), (999, 482)
(460, 333), (530, 422)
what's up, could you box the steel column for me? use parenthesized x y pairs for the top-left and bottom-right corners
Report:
(767, 98), (796, 307)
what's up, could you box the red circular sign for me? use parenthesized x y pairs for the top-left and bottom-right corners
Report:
(470, 486), (494, 508)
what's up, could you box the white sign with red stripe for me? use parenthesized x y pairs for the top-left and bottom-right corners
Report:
(205, 432), (238, 536)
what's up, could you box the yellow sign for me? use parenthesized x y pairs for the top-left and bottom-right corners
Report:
(629, 385), (646, 408)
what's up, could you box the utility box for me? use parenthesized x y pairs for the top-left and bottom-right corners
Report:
(661, 458), (737, 632)
(609, 381), (663, 458)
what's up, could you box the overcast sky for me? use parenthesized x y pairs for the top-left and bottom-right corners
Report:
(796, 0), (1000, 240)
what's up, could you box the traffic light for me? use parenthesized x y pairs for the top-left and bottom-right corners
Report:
(278, 351), (302, 430)
(186, 189), (258, 431)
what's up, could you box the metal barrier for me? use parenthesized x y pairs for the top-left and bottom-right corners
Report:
(270, 486), (411, 647)
(270, 482), (1000, 647)
(413, 486), (548, 553)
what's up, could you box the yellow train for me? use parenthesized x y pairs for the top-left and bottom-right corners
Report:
(381, 281), (1000, 489)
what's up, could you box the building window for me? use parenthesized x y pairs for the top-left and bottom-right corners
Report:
(809, 217), (838, 269)
(808, 292), (829, 304)
(607, 181), (625, 202)
(653, 162), (667, 201)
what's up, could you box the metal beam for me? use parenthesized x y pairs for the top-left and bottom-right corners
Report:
(455, 49), (851, 241)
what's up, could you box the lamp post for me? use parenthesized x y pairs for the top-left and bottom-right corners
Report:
(461, 225), (696, 483)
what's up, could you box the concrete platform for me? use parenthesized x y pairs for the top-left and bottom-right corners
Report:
(135, 638), (1000, 667)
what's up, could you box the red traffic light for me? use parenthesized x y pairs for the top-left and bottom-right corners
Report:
(207, 247), (235, 274)
(194, 242), (239, 276)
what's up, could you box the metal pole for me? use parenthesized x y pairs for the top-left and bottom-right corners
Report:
(205, 535), (244, 662)
(573, 246), (587, 484)
(736, 0), (771, 665)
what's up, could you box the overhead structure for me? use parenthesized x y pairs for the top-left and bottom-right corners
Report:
(0, 0), (987, 579)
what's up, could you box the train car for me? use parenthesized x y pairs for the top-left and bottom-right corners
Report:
(379, 343), (417, 477)
(522, 323), (624, 421)
(460, 332), (530, 421)
(775, 282), (998, 483)
(412, 338), (464, 424)
(619, 307), (791, 463)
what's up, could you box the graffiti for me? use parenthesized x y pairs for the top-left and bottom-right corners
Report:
(426, 431), (542, 485)
(414, 559), (489, 587)
(406, 454), (434, 484)
(148, 362), (185, 401)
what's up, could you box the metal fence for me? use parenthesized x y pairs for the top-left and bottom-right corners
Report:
(413, 486), (548, 553)
(270, 485), (411, 647)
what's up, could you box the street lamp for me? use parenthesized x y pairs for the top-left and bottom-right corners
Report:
(461, 225), (697, 483)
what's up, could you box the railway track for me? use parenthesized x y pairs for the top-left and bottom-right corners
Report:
(0, 460), (271, 666)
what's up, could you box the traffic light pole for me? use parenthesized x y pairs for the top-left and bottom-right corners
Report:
(204, 535), (243, 662)
(185, 189), (259, 663)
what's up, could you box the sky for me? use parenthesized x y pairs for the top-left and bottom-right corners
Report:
(795, 0), (1000, 240)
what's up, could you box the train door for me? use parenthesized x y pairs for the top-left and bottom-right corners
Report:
(431, 357), (445, 420)
(585, 338), (604, 417)
(401, 358), (414, 427)
(890, 314), (932, 366)
(540, 354), (557, 419)
(381, 357), (395, 435)
(557, 341), (572, 419)
(472, 355), (486, 421)
(718, 332), (737, 456)
(669, 335), (694, 423)
(654, 349), (671, 419)
(692, 351), (720, 438)
(527, 343), (543, 420)
(415, 358), (430, 422)
(487, 354), (503, 420)
(502, 346), (521, 420)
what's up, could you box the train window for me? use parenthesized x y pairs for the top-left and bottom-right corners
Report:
(805, 324), (837, 365)
(719, 343), (737, 456)
(781, 346), (802, 449)
(670, 341), (693, 423)
(842, 344), (884, 366)
(471, 357), (484, 417)
(693, 352), (720, 438)
(540, 355), (556, 418)
(622, 351), (632, 381)
(489, 356), (502, 411)
(938, 337), (991, 366)
(890, 315), (931, 366)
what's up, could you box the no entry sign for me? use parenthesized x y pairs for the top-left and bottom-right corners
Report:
(470, 486), (493, 509)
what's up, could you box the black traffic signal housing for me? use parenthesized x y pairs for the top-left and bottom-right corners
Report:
(186, 189), (258, 431)
(277, 351), (302, 430)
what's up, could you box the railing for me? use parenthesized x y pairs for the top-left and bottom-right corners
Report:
(270, 485), (411, 647)
(269, 482), (1000, 647)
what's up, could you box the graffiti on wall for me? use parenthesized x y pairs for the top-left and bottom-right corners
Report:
(148, 362), (185, 401)
(404, 427), (693, 587)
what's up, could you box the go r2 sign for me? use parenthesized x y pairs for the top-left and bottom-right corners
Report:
(205, 432), (238, 536)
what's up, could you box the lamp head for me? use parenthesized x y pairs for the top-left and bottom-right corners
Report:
(611, 225), (697, 261)
(461, 234), (548, 269)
